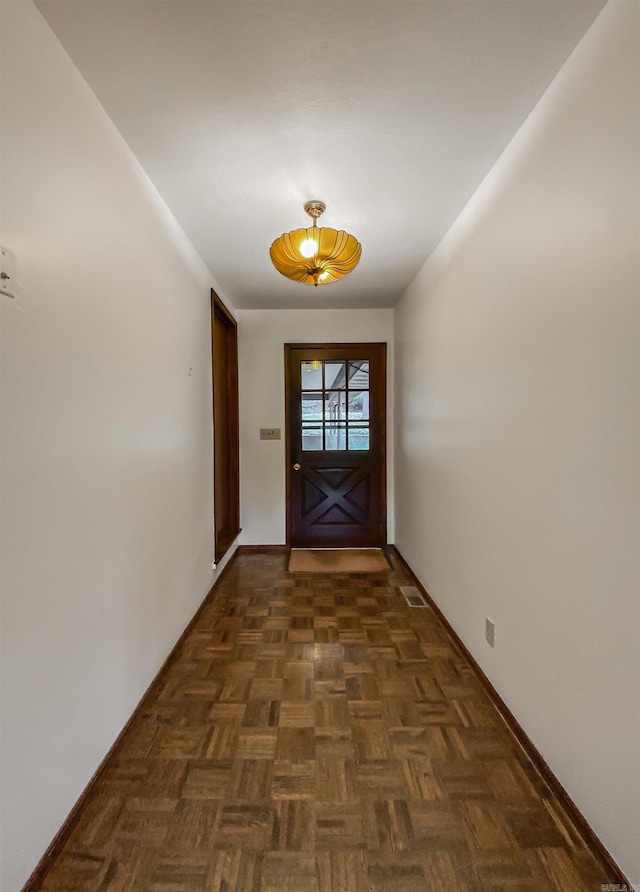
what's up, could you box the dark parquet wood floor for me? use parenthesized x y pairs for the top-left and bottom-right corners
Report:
(38, 551), (609, 891)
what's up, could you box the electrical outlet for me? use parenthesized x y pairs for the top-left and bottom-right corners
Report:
(485, 617), (495, 648)
(260, 428), (281, 440)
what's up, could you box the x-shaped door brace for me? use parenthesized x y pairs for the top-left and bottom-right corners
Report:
(300, 466), (370, 526)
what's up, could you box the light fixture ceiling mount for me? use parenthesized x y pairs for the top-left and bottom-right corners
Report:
(270, 201), (362, 287)
(303, 199), (326, 220)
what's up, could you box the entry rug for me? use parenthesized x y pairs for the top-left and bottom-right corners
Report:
(288, 548), (390, 574)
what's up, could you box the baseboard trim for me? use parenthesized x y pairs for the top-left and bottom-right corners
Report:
(390, 545), (628, 887)
(23, 545), (629, 888)
(237, 544), (288, 554)
(21, 554), (238, 892)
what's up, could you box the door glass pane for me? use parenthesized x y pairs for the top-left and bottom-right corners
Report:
(299, 358), (372, 453)
(302, 392), (323, 421)
(348, 391), (369, 420)
(301, 361), (322, 390)
(324, 391), (346, 421)
(325, 361), (346, 390)
(348, 360), (369, 389)
(348, 424), (370, 451)
(301, 425), (323, 451)
(325, 424), (347, 451)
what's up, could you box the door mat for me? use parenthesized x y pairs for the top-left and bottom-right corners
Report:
(288, 548), (390, 574)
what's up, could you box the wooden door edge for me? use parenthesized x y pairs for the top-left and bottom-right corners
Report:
(212, 289), (240, 563)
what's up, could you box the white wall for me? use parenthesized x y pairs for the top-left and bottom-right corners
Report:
(0, 4), (234, 888)
(394, 0), (639, 880)
(236, 309), (394, 545)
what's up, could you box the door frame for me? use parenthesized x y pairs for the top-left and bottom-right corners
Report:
(211, 289), (241, 562)
(284, 342), (387, 547)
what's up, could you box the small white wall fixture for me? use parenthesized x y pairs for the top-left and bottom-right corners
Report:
(0, 246), (17, 298)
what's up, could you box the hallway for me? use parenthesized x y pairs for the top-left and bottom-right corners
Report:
(38, 552), (608, 891)
(3, 1), (639, 886)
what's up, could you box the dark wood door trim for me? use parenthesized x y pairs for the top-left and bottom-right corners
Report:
(212, 289), (240, 562)
(284, 342), (387, 547)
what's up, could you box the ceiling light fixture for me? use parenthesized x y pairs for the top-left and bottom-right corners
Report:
(270, 200), (362, 286)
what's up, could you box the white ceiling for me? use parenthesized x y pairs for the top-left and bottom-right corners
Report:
(36, 0), (606, 309)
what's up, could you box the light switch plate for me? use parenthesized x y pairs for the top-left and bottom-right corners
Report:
(260, 428), (281, 440)
(486, 617), (495, 647)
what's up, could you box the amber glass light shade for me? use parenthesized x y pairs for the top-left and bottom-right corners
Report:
(270, 203), (362, 286)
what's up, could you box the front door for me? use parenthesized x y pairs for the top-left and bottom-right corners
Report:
(286, 343), (386, 547)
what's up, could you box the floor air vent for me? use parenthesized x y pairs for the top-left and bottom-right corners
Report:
(400, 585), (428, 608)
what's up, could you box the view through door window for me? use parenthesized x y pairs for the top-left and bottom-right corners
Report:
(301, 359), (370, 452)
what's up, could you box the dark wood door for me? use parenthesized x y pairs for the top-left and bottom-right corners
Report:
(286, 343), (386, 547)
(212, 290), (240, 562)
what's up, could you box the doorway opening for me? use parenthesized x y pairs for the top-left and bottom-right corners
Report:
(211, 289), (240, 562)
(285, 343), (387, 548)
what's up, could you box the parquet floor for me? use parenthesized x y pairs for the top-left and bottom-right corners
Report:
(38, 551), (609, 891)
